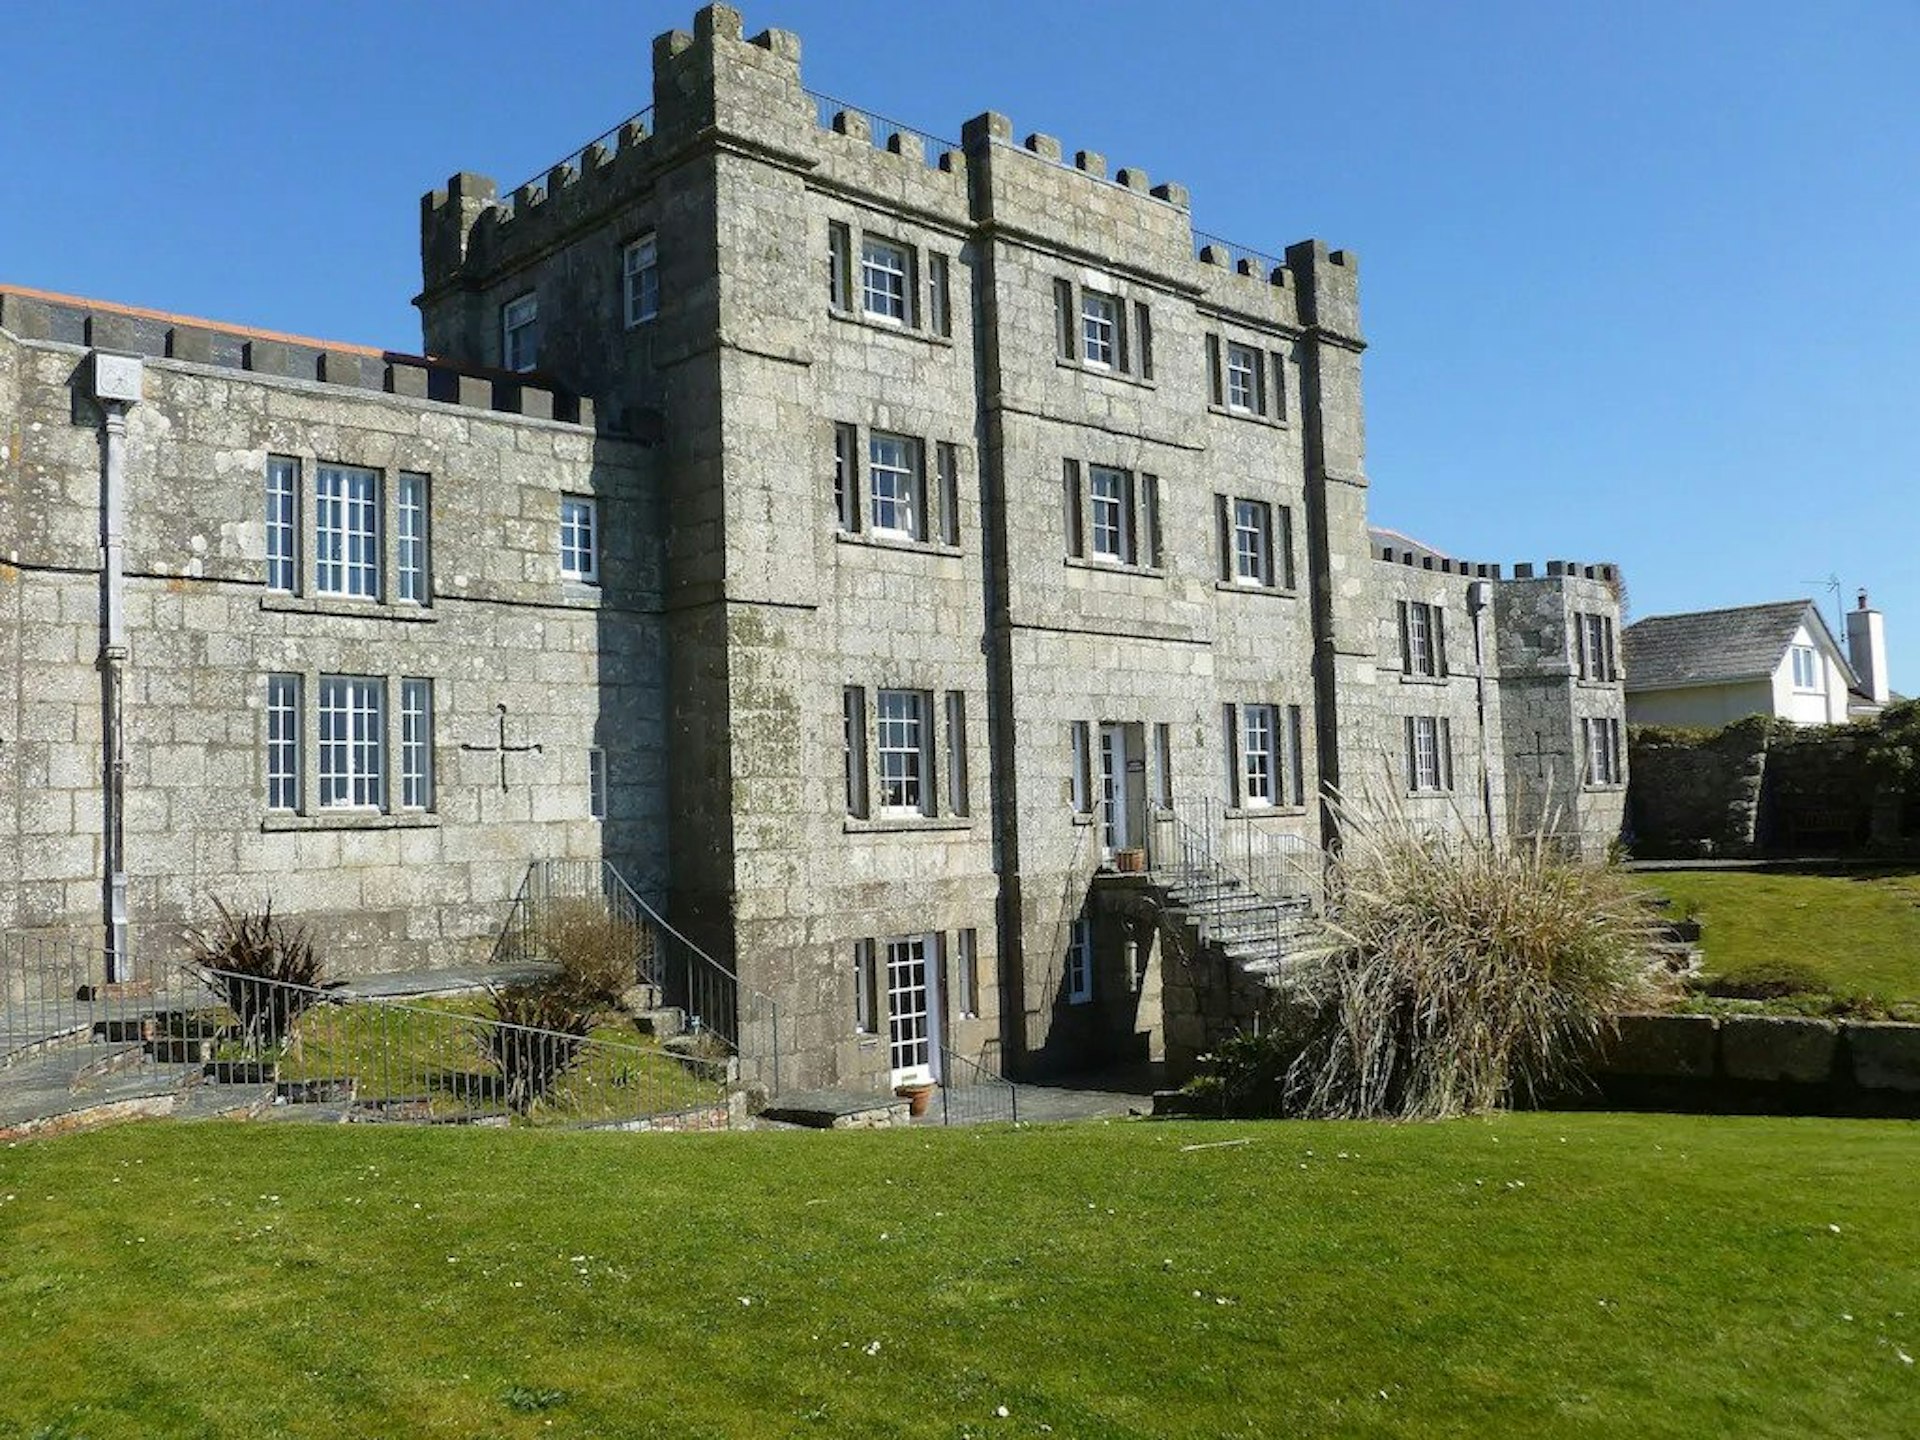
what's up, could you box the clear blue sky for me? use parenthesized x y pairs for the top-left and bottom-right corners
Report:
(5, 1), (1915, 692)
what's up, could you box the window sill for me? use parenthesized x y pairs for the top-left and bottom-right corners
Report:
(1404, 789), (1455, 799)
(1064, 556), (1165, 580)
(1214, 580), (1297, 600)
(834, 531), (963, 559)
(1575, 678), (1622, 690)
(1207, 403), (1289, 431)
(843, 815), (974, 835)
(1070, 813), (1096, 827)
(261, 593), (438, 623)
(1582, 783), (1628, 794)
(1223, 805), (1310, 821)
(828, 306), (953, 348)
(1054, 355), (1155, 390)
(1397, 672), (1452, 686)
(262, 811), (442, 833)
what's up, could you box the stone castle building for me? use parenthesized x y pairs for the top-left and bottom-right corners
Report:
(0, 5), (1625, 1091)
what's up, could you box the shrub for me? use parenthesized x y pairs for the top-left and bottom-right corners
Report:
(538, 898), (649, 1007)
(479, 984), (598, 1116)
(1280, 795), (1670, 1119)
(185, 898), (323, 1050)
(1704, 960), (1830, 1000)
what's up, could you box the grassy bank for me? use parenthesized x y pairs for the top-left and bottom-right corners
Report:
(2, 1114), (1916, 1438)
(1642, 867), (1920, 999)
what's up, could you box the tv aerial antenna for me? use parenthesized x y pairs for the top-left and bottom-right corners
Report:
(1801, 572), (1843, 638)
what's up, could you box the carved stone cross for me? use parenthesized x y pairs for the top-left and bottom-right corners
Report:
(461, 703), (543, 792)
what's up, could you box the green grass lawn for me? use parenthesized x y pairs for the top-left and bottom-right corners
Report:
(3, 1115), (1917, 1438)
(1640, 868), (1920, 999)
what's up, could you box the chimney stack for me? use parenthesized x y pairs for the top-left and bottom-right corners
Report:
(1845, 589), (1889, 707)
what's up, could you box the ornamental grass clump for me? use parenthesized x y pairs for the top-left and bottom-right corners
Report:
(185, 897), (324, 1051)
(1282, 794), (1671, 1119)
(479, 984), (598, 1116)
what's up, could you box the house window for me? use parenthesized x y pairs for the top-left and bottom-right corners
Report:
(1241, 703), (1279, 808)
(875, 689), (930, 815)
(559, 496), (598, 582)
(1790, 644), (1820, 691)
(315, 464), (381, 599)
(1081, 292), (1119, 367)
(885, 936), (933, 1077)
(1232, 499), (1273, 586)
(955, 928), (979, 1018)
(265, 457), (298, 593)
(1406, 715), (1454, 794)
(1066, 918), (1093, 1005)
(843, 686), (869, 818)
(868, 433), (923, 540)
(588, 747), (607, 820)
(860, 237), (909, 323)
(623, 233), (660, 326)
(317, 675), (384, 809)
(501, 293), (538, 372)
(399, 678), (434, 810)
(1576, 612), (1618, 682)
(1226, 342), (1260, 413)
(1399, 600), (1447, 678)
(945, 691), (969, 817)
(1088, 465), (1133, 562)
(1585, 717), (1624, 786)
(396, 472), (429, 605)
(265, 673), (300, 811)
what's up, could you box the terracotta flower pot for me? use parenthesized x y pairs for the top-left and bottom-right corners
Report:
(896, 1082), (935, 1117)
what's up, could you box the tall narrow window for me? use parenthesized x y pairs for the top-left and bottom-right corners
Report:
(502, 293), (538, 372)
(945, 691), (969, 817)
(399, 677), (434, 810)
(1226, 342), (1260, 412)
(265, 457), (298, 593)
(927, 253), (951, 337)
(843, 686), (869, 818)
(396, 472), (429, 605)
(955, 928), (979, 1018)
(1081, 292), (1118, 366)
(936, 442), (960, 546)
(623, 233), (660, 326)
(1586, 717), (1624, 785)
(1066, 918), (1093, 1004)
(559, 495), (598, 582)
(868, 433), (921, 540)
(588, 746), (607, 819)
(1232, 499), (1274, 586)
(860, 237), (909, 322)
(1070, 720), (1093, 814)
(853, 939), (877, 1033)
(318, 675), (383, 809)
(876, 689), (928, 814)
(828, 221), (852, 311)
(266, 673), (300, 811)
(1401, 601), (1442, 677)
(1407, 716), (1453, 794)
(315, 464), (380, 599)
(886, 936), (932, 1074)
(1578, 612), (1616, 681)
(1241, 704), (1278, 808)
(834, 424), (860, 533)
(1088, 465), (1132, 563)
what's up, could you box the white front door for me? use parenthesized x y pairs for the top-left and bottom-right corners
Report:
(885, 936), (937, 1085)
(1100, 723), (1146, 854)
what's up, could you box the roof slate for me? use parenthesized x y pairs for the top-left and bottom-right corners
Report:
(1622, 600), (1851, 691)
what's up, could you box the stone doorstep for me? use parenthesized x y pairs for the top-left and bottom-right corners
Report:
(759, 1086), (913, 1130)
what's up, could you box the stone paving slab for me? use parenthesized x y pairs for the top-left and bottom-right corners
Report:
(328, 962), (556, 999)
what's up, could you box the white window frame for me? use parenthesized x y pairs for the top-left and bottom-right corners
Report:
(1232, 498), (1273, 586)
(875, 688), (930, 816)
(1241, 703), (1279, 808)
(885, 935), (934, 1081)
(314, 463), (381, 600)
(860, 237), (909, 323)
(396, 472), (429, 605)
(560, 495), (599, 583)
(1790, 644), (1821, 691)
(623, 233), (660, 327)
(867, 432), (921, 541)
(399, 677), (434, 810)
(1402, 600), (1445, 678)
(502, 292), (539, 372)
(317, 675), (384, 810)
(1081, 291), (1118, 367)
(1088, 465), (1133, 563)
(266, 673), (300, 811)
(1586, 717), (1624, 786)
(1066, 918), (1093, 1005)
(265, 456), (299, 594)
(1226, 341), (1260, 413)
(1409, 715), (1449, 794)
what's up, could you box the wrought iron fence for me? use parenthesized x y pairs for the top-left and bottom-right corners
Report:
(493, 860), (782, 1097)
(805, 88), (958, 167)
(1, 932), (187, 1069)
(1191, 229), (1287, 278)
(195, 967), (731, 1129)
(938, 1043), (1019, 1126)
(1147, 798), (1324, 906)
(498, 105), (657, 217)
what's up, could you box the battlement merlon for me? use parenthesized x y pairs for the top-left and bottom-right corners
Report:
(1284, 240), (1362, 348)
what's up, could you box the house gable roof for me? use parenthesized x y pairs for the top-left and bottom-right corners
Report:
(1622, 600), (1860, 692)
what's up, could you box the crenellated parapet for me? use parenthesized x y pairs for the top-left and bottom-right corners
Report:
(0, 286), (594, 427)
(1371, 543), (1623, 589)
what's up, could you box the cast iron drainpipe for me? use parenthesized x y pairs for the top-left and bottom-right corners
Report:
(1467, 579), (1497, 845)
(91, 353), (141, 981)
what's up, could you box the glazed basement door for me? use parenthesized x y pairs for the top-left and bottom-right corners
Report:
(886, 935), (940, 1086)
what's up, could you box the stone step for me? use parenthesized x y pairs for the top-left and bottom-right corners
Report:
(634, 1006), (685, 1040)
(174, 1082), (276, 1122)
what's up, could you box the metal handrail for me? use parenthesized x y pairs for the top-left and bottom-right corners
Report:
(1191, 229), (1287, 278)
(804, 88), (959, 167)
(938, 1042), (1018, 1126)
(499, 105), (657, 217)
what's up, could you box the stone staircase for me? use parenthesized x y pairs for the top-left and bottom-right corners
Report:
(1152, 874), (1316, 985)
